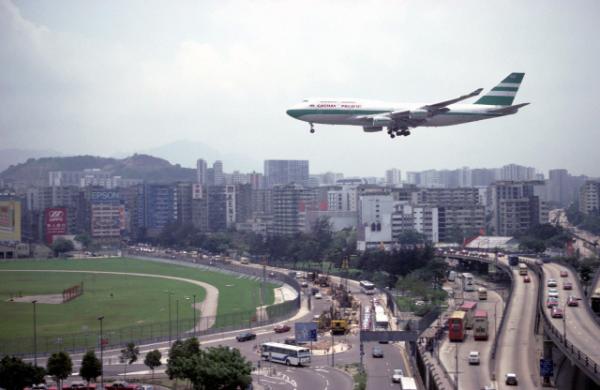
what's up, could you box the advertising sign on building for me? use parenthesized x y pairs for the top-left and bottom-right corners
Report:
(45, 207), (68, 244)
(0, 200), (22, 241)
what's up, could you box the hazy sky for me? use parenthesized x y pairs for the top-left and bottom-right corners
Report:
(1, 0), (599, 177)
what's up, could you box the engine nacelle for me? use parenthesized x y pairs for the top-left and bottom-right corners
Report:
(409, 109), (429, 119)
(363, 126), (383, 132)
(371, 115), (393, 127)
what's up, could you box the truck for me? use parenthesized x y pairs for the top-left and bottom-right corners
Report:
(330, 319), (349, 335)
(508, 255), (519, 266)
(399, 376), (418, 390)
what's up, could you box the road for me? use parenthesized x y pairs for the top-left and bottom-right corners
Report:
(493, 264), (541, 390)
(438, 275), (505, 390)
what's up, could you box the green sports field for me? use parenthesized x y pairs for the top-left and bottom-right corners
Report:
(0, 258), (275, 354)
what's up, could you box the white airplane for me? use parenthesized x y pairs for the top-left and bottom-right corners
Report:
(286, 72), (529, 138)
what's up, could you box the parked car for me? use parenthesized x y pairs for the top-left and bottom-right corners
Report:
(315, 292), (323, 299)
(236, 332), (257, 342)
(563, 282), (573, 290)
(372, 347), (384, 358)
(560, 270), (568, 277)
(551, 307), (564, 318)
(392, 368), (404, 382)
(284, 337), (298, 345)
(523, 275), (531, 283)
(505, 373), (518, 386)
(274, 324), (291, 333)
(567, 296), (580, 307)
(547, 278), (557, 287)
(468, 351), (480, 365)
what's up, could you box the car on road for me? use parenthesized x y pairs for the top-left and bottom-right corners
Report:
(563, 282), (573, 290)
(560, 270), (568, 277)
(392, 368), (404, 382)
(372, 347), (384, 358)
(567, 296), (580, 307)
(547, 278), (557, 287)
(546, 297), (559, 308)
(315, 292), (323, 299)
(468, 351), (480, 365)
(301, 281), (308, 287)
(505, 373), (518, 386)
(523, 275), (531, 283)
(274, 324), (291, 333)
(551, 307), (564, 318)
(236, 332), (257, 342)
(548, 288), (559, 298)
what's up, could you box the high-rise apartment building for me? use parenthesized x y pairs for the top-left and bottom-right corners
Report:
(385, 169), (401, 187)
(357, 193), (394, 250)
(271, 183), (315, 236)
(196, 159), (208, 185)
(213, 161), (225, 186)
(264, 160), (309, 188)
(579, 180), (600, 215)
(488, 181), (548, 236)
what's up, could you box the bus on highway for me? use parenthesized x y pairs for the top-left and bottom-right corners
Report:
(473, 310), (489, 340)
(360, 280), (376, 295)
(518, 263), (528, 275)
(459, 301), (478, 329)
(374, 305), (389, 329)
(260, 342), (311, 366)
(448, 311), (466, 341)
(361, 306), (372, 330)
(462, 273), (475, 291)
(591, 288), (600, 315)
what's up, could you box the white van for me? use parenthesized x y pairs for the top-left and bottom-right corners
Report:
(448, 270), (457, 282)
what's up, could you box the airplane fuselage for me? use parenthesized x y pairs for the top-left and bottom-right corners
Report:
(286, 99), (510, 128)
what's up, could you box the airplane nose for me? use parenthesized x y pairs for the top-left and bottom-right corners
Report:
(286, 108), (297, 118)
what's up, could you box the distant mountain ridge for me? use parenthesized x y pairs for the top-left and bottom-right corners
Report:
(0, 154), (196, 186)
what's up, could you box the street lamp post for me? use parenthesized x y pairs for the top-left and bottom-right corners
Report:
(186, 295), (196, 338)
(97, 316), (104, 390)
(176, 299), (180, 340)
(32, 300), (38, 367)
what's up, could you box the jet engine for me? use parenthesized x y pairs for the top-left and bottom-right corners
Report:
(363, 126), (383, 132)
(409, 109), (429, 119)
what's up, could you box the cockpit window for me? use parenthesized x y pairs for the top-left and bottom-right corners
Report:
(302, 99), (309, 102)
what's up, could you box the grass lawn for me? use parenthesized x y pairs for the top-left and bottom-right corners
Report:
(0, 258), (276, 354)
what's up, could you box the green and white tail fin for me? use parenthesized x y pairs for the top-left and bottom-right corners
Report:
(474, 72), (525, 106)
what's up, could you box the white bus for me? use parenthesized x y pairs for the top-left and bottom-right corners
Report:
(359, 280), (376, 295)
(462, 273), (475, 292)
(260, 342), (311, 366)
(374, 305), (389, 329)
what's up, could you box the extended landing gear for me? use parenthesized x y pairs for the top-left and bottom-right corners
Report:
(387, 127), (410, 138)
(309, 123), (315, 134)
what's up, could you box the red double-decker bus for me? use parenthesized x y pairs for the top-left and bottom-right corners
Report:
(459, 301), (478, 329)
(473, 310), (489, 340)
(448, 311), (466, 341)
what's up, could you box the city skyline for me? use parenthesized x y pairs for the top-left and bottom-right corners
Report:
(2, 1), (600, 176)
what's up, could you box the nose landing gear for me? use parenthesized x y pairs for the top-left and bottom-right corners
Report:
(309, 123), (315, 133)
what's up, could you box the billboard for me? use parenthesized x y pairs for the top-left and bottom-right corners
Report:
(45, 207), (68, 244)
(0, 200), (22, 241)
(90, 190), (120, 204)
(295, 322), (318, 342)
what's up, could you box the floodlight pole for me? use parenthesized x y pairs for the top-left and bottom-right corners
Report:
(98, 316), (104, 390)
(32, 300), (38, 367)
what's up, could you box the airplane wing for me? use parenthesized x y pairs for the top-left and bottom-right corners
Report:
(421, 88), (483, 111)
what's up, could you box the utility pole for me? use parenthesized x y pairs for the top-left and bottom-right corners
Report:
(331, 331), (335, 367)
(32, 300), (38, 367)
(193, 294), (196, 338)
(165, 290), (173, 345)
(454, 344), (459, 390)
(176, 299), (180, 340)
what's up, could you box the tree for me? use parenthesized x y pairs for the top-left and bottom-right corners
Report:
(166, 338), (200, 380)
(52, 238), (74, 257)
(46, 351), (72, 390)
(74, 233), (92, 248)
(0, 356), (45, 390)
(79, 351), (102, 387)
(144, 349), (162, 380)
(119, 342), (139, 379)
(186, 346), (252, 390)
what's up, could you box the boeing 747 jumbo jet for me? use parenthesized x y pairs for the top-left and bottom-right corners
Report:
(286, 73), (529, 139)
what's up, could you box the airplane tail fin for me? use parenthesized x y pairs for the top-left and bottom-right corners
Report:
(474, 72), (525, 106)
